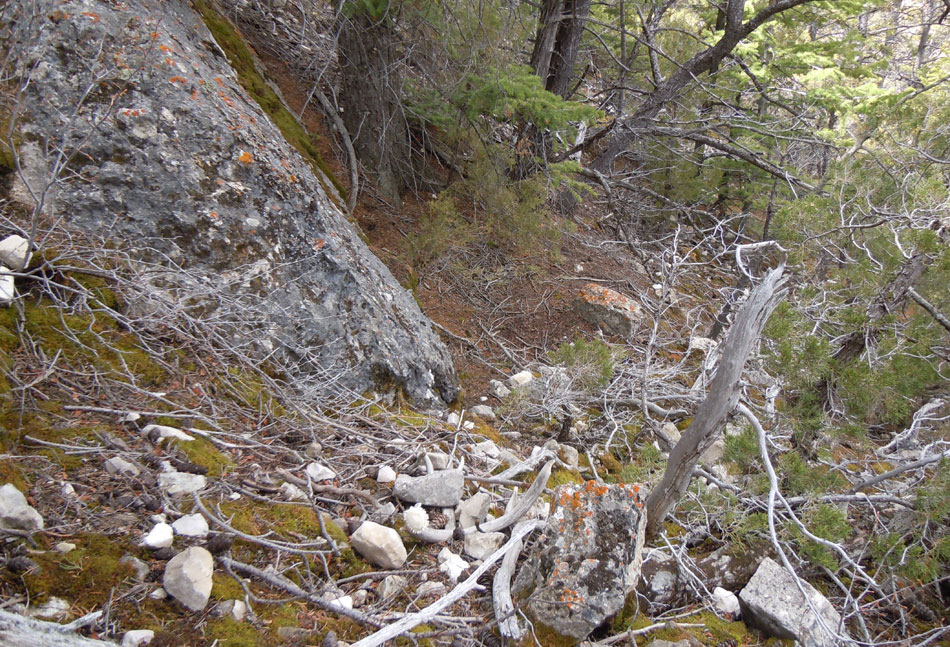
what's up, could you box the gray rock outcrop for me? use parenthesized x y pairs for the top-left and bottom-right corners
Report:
(10, 0), (457, 407)
(739, 557), (850, 647)
(393, 469), (464, 507)
(515, 481), (647, 643)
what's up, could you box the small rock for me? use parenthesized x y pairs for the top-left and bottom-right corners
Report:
(458, 492), (492, 529)
(469, 405), (495, 420)
(417, 581), (446, 597)
(413, 451), (450, 473)
(369, 502), (396, 523)
(122, 629), (156, 647)
(464, 531), (506, 560)
(163, 546), (214, 611)
(305, 462), (335, 481)
(700, 438), (725, 465)
(232, 599), (248, 622)
(141, 424), (194, 442)
(206, 532), (234, 555)
(151, 547), (176, 561)
(30, 596), (70, 620)
(305, 441), (323, 459)
(104, 456), (141, 477)
(0, 268), (13, 303)
(351, 589), (368, 607)
(280, 482), (308, 501)
(0, 235), (32, 270)
(644, 640), (692, 647)
(278, 627), (312, 642)
(376, 465), (397, 484)
(0, 483), (44, 532)
(689, 336), (718, 354)
(470, 440), (500, 459)
(158, 471), (207, 495)
(438, 547), (469, 581)
(148, 587), (167, 600)
(559, 444), (579, 468)
(393, 469), (464, 507)
(508, 370), (534, 387)
(712, 586), (740, 618)
(462, 421), (475, 431)
(575, 283), (643, 337)
(143, 522), (174, 549)
(324, 593), (353, 611)
(661, 422), (681, 446)
(378, 574), (407, 599)
(119, 554), (151, 582)
(172, 513), (209, 538)
(488, 379), (511, 399)
(350, 521), (407, 569)
(322, 631), (338, 647)
(5, 555), (40, 574)
(54, 542), (76, 554)
(446, 412), (461, 427)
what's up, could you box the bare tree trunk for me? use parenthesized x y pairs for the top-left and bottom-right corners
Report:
(645, 265), (788, 537)
(0, 609), (115, 646)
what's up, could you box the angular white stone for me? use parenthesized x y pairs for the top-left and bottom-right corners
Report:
(458, 492), (491, 529)
(350, 521), (407, 569)
(0, 267), (14, 303)
(463, 531), (506, 560)
(158, 471), (207, 495)
(0, 235), (31, 270)
(122, 629), (156, 647)
(30, 596), (70, 620)
(143, 522), (174, 549)
(508, 370), (534, 387)
(712, 586), (740, 617)
(559, 444), (579, 468)
(105, 456), (141, 477)
(305, 462), (335, 481)
(689, 336), (718, 354)
(469, 405), (495, 420)
(0, 484), (44, 533)
(148, 588), (167, 600)
(376, 465), (396, 484)
(488, 379), (511, 399)
(446, 412), (461, 427)
(417, 581), (446, 597)
(438, 547), (469, 582)
(231, 599), (247, 622)
(54, 542), (76, 554)
(325, 594), (353, 611)
(280, 482), (308, 501)
(172, 513), (209, 538)
(163, 546), (214, 611)
(142, 424), (194, 442)
(378, 574), (407, 599)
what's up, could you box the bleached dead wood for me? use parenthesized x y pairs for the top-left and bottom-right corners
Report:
(492, 521), (532, 640)
(0, 609), (115, 647)
(350, 520), (543, 647)
(478, 460), (553, 533)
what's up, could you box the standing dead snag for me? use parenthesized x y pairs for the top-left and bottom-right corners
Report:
(645, 265), (788, 538)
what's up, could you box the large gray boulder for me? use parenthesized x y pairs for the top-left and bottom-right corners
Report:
(9, 0), (457, 407)
(514, 482), (647, 644)
(739, 557), (851, 647)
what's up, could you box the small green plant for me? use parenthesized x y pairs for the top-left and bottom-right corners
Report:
(548, 335), (623, 393)
(797, 503), (852, 570)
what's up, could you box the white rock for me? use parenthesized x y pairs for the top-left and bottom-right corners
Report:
(417, 581), (446, 597)
(689, 336), (718, 354)
(30, 596), (70, 620)
(280, 482), (308, 501)
(508, 370), (534, 387)
(414, 451), (450, 472)
(232, 599), (247, 622)
(0, 235), (32, 270)
(458, 492), (491, 529)
(163, 546), (214, 611)
(60, 482), (76, 499)
(158, 471), (207, 495)
(351, 589), (368, 607)
(54, 542), (76, 554)
(378, 575), (407, 599)
(463, 531), (506, 560)
(305, 462), (335, 481)
(488, 379), (511, 399)
(370, 501), (397, 524)
(325, 594), (353, 611)
(470, 439), (500, 459)
(403, 504), (429, 533)
(0, 483), (44, 533)
(150, 514), (167, 524)
(122, 629), (156, 647)
(0, 267), (14, 303)
(305, 441), (323, 459)
(123, 412), (142, 423)
(462, 421), (475, 431)
(148, 587), (167, 600)
(469, 405), (495, 420)
(350, 521), (407, 569)
(438, 547), (469, 582)
(119, 554), (150, 582)
(712, 586), (740, 617)
(143, 523), (174, 549)
(661, 422), (681, 446)
(446, 412), (461, 426)
(105, 456), (141, 477)
(172, 513), (209, 538)
(558, 444), (579, 468)
(376, 465), (397, 484)
(142, 424), (194, 442)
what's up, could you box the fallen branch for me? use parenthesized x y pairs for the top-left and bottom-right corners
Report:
(493, 521), (532, 640)
(478, 460), (553, 533)
(0, 608), (114, 647)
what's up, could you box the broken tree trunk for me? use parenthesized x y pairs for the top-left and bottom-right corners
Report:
(645, 265), (788, 537)
(0, 609), (115, 647)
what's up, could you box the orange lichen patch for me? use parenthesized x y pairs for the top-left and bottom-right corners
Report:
(164, 57), (175, 66)
(159, 44), (174, 53)
(150, 31), (160, 39)
(237, 151), (253, 164)
(168, 76), (187, 84)
(215, 77), (226, 87)
(118, 108), (147, 118)
(81, 11), (100, 22)
(311, 238), (325, 251)
(217, 91), (234, 106)
(579, 283), (641, 314)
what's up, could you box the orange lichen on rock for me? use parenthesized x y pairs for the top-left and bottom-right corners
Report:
(237, 151), (253, 164)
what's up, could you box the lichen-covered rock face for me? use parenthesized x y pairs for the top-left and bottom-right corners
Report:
(515, 481), (647, 643)
(12, 0), (457, 407)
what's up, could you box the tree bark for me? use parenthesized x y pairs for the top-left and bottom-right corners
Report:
(645, 266), (788, 537)
(530, 0), (591, 100)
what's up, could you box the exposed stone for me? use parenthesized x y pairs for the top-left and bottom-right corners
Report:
(13, 0), (458, 406)
(54, 542), (76, 554)
(163, 546), (214, 612)
(350, 521), (407, 569)
(29, 597), (71, 620)
(515, 481), (647, 643)
(508, 370), (535, 387)
(417, 581), (446, 597)
(158, 471), (207, 495)
(393, 469), (464, 507)
(413, 451), (450, 473)
(739, 557), (850, 647)
(104, 456), (141, 477)
(0, 235), (32, 270)
(142, 424), (194, 442)
(458, 492), (492, 529)
(446, 412), (461, 427)
(712, 586), (740, 618)
(122, 629), (156, 647)
(280, 482), (308, 501)
(148, 588), (167, 600)
(172, 513), (210, 538)
(119, 554), (151, 582)
(470, 440), (500, 460)
(559, 444), (579, 468)
(463, 531), (506, 560)
(304, 441), (323, 459)
(278, 627), (312, 642)
(377, 575), (407, 599)
(438, 547), (469, 581)
(637, 548), (681, 612)
(369, 502), (397, 524)
(661, 422), (681, 446)
(376, 465), (396, 484)
(351, 590), (368, 607)
(0, 483), (44, 533)
(575, 283), (643, 337)
(143, 523), (174, 549)
(469, 405), (495, 420)
(0, 268), (15, 303)
(305, 462), (335, 481)
(689, 336), (718, 354)
(489, 379), (511, 399)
